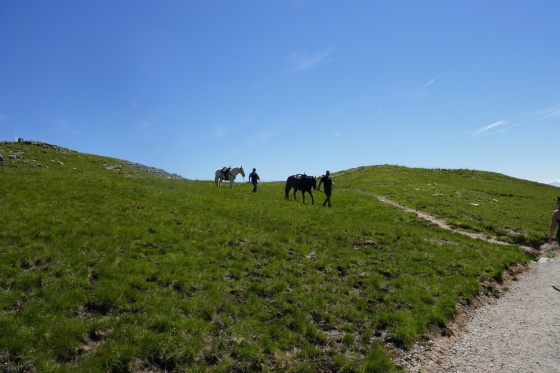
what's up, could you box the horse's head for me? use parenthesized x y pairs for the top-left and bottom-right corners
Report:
(311, 176), (317, 190)
(239, 166), (245, 177)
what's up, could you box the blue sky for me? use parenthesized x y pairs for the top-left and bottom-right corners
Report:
(2, 1), (559, 183)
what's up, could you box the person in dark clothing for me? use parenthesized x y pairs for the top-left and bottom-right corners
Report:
(248, 167), (260, 192)
(317, 170), (334, 207)
(549, 196), (560, 244)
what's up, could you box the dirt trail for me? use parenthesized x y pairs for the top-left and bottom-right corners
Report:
(375, 195), (560, 372)
(375, 195), (539, 258)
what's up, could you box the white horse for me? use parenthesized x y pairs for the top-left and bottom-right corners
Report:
(215, 166), (245, 188)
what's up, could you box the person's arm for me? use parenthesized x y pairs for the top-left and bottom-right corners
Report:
(549, 211), (559, 243)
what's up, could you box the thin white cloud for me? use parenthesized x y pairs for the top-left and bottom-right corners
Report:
(535, 104), (560, 120)
(472, 121), (507, 137)
(422, 75), (441, 89)
(290, 47), (334, 72)
(499, 123), (520, 133)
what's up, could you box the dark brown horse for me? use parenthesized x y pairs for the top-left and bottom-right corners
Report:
(285, 174), (317, 204)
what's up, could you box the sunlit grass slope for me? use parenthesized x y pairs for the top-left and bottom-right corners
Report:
(0, 142), (554, 372)
(338, 165), (555, 247)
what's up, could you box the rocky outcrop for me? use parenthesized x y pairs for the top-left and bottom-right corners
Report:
(16, 139), (72, 153)
(1, 140), (183, 179)
(121, 162), (182, 179)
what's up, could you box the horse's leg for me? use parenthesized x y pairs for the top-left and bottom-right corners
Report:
(310, 190), (314, 205)
(301, 190), (306, 204)
(229, 178), (234, 189)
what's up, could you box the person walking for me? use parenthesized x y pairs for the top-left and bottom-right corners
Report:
(317, 170), (334, 207)
(248, 167), (260, 192)
(548, 196), (560, 244)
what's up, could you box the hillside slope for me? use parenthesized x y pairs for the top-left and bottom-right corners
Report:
(0, 141), (554, 372)
(338, 165), (554, 248)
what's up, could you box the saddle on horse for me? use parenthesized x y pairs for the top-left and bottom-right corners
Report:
(221, 167), (231, 180)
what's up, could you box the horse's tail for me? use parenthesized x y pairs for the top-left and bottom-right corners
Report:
(215, 170), (221, 186)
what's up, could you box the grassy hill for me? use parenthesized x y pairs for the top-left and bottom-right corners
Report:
(0, 141), (556, 372)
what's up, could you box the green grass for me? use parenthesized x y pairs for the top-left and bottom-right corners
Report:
(0, 142), (555, 372)
(339, 165), (554, 247)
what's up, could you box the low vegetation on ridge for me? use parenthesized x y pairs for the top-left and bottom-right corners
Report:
(0, 141), (555, 372)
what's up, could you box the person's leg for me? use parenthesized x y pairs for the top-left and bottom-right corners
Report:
(325, 191), (331, 207)
(556, 231), (560, 245)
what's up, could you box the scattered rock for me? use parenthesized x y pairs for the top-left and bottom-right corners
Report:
(305, 251), (317, 260)
(121, 162), (182, 179)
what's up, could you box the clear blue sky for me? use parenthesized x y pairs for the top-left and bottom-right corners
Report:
(2, 1), (559, 183)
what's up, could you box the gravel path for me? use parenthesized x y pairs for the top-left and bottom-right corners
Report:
(442, 256), (560, 372)
(398, 256), (560, 372)
(374, 196), (560, 372)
